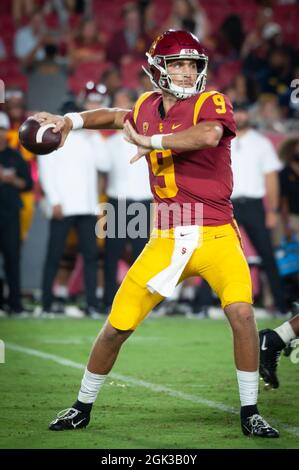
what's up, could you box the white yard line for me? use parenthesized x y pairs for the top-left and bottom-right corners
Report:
(6, 342), (299, 438)
(40, 336), (162, 345)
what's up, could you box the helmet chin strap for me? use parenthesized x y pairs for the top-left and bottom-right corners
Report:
(168, 82), (198, 99)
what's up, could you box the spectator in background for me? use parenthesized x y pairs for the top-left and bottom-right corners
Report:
(278, 138), (299, 241)
(253, 94), (285, 132)
(261, 47), (293, 102)
(224, 75), (258, 107)
(44, 0), (92, 29)
(231, 102), (287, 315)
(14, 9), (47, 68)
(13, 0), (36, 26)
(137, 69), (153, 94)
(0, 37), (7, 61)
(162, 0), (209, 42)
(38, 94), (109, 318)
(26, 34), (68, 113)
(97, 88), (152, 313)
(107, 2), (151, 65)
(5, 88), (36, 242)
(241, 8), (280, 88)
(0, 112), (33, 315)
(241, 7), (280, 59)
(68, 18), (106, 68)
(141, 1), (159, 40)
(101, 67), (122, 105)
(218, 14), (244, 58)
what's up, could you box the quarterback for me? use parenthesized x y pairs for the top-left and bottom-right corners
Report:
(34, 30), (279, 438)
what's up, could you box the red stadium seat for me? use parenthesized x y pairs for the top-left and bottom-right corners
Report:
(0, 14), (15, 30)
(121, 59), (147, 88)
(199, 0), (257, 33)
(0, 59), (23, 77)
(68, 61), (113, 94)
(0, 0), (11, 15)
(273, 4), (299, 45)
(94, 3), (123, 35)
(4, 72), (28, 91)
(152, 0), (172, 25)
(44, 12), (59, 30)
(215, 60), (242, 89)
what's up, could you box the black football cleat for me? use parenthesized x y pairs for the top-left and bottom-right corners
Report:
(241, 414), (280, 438)
(49, 407), (90, 431)
(259, 329), (285, 389)
(283, 343), (293, 357)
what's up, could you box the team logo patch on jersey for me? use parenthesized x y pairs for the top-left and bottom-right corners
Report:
(143, 122), (149, 135)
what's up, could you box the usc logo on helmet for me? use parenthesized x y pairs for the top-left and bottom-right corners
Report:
(149, 33), (163, 56)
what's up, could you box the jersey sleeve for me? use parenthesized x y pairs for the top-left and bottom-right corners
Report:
(124, 109), (135, 127)
(195, 92), (236, 138)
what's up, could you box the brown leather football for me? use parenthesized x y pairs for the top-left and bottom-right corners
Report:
(19, 118), (62, 155)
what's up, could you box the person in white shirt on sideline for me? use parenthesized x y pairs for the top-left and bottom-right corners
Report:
(231, 102), (287, 315)
(38, 96), (109, 317)
(96, 89), (153, 313)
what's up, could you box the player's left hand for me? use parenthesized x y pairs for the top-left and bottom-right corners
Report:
(123, 120), (152, 163)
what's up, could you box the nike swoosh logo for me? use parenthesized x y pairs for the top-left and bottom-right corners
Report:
(172, 124), (182, 130)
(261, 336), (267, 351)
(72, 418), (86, 429)
(180, 232), (191, 237)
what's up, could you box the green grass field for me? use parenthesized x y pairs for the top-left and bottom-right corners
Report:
(0, 316), (298, 449)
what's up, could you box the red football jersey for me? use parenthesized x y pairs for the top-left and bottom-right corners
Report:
(126, 90), (236, 228)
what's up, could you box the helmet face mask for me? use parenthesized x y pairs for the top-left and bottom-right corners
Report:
(143, 30), (209, 99)
(79, 81), (110, 110)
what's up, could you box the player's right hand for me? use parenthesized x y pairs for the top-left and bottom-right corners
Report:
(32, 112), (73, 147)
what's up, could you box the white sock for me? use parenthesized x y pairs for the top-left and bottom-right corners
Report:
(274, 321), (296, 345)
(96, 287), (104, 299)
(236, 369), (259, 407)
(78, 368), (107, 404)
(53, 285), (68, 298)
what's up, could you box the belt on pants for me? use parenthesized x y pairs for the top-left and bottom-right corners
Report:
(232, 197), (262, 204)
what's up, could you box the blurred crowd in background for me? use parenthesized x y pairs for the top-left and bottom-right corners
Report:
(0, 0), (299, 319)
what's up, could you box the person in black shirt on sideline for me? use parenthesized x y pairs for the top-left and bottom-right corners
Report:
(0, 112), (33, 314)
(279, 137), (299, 240)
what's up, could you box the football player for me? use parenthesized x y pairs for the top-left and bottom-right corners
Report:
(259, 301), (299, 389)
(33, 30), (279, 438)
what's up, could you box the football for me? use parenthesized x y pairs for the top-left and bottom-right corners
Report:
(19, 117), (62, 155)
